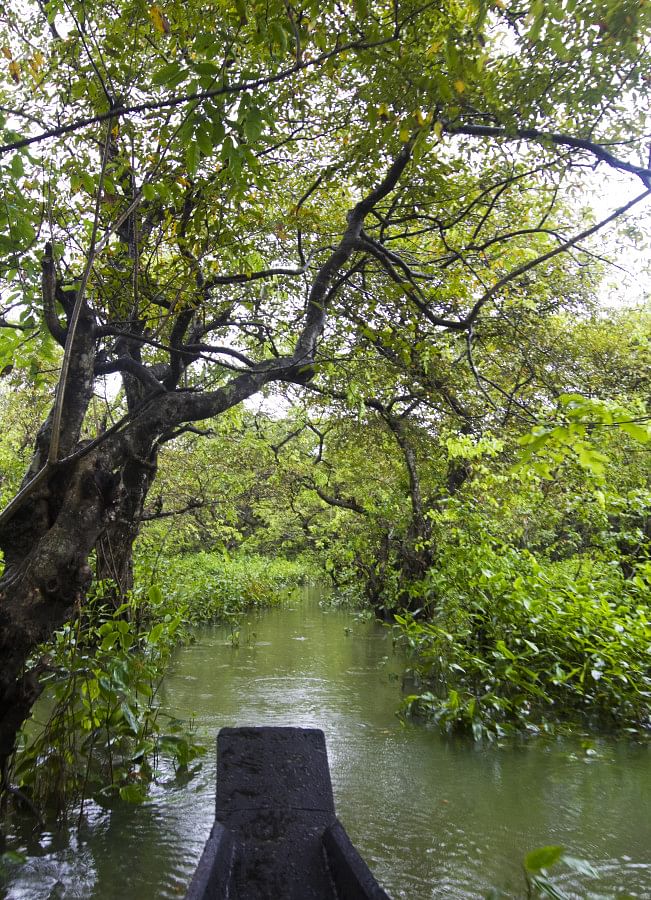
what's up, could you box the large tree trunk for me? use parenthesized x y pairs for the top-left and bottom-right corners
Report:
(0, 368), (284, 785)
(0, 307), (100, 781)
(0, 451), (113, 781)
(95, 406), (160, 603)
(95, 455), (158, 603)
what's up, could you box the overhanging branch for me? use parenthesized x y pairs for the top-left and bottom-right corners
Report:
(462, 187), (651, 329)
(449, 124), (651, 188)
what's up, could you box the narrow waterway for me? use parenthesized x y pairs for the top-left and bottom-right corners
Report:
(2, 588), (651, 899)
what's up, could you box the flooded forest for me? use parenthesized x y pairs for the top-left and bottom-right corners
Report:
(0, 0), (650, 896)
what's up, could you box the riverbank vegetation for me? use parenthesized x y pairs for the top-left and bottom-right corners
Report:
(4, 547), (308, 815)
(0, 0), (650, 843)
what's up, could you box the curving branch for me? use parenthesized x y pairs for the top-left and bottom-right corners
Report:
(312, 484), (368, 516)
(40, 243), (67, 347)
(94, 356), (166, 394)
(183, 344), (255, 367)
(295, 133), (419, 363)
(204, 264), (311, 289)
(142, 498), (206, 520)
(449, 123), (651, 189)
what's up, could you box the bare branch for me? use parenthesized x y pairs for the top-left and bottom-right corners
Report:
(94, 357), (166, 394)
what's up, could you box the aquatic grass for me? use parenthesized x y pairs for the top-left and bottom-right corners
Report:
(134, 551), (313, 623)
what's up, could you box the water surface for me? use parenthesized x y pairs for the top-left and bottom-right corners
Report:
(3, 588), (650, 898)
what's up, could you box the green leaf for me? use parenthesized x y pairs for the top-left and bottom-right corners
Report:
(100, 631), (118, 651)
(620, 421), (651, 444)
(119, 783), (147, 803)
(243, 107), (263, 142)
(71, 80), (86, 99)
(194, 61), (221, 77)
(524, 845), (565, 872)
(558, 393), (585, 407)
(186, 141), (199, 174)
(196, 128), (213, 156)
(576, 445), (607, 477)
(152, 62), (186, 87)
(121, 702), (139, 734)
(10, 154), (24, 177)
(210, 118), (226, 144)
(148, 584), (163, 605)
(518, 430), (551, 452)
(147, 622), (164, 645)
(269, 21), (288, 53)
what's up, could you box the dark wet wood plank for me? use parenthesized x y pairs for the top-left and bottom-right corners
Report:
(186, 727), (391, 900)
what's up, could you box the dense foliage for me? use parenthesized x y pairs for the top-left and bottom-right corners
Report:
(9, 550), (308, 813)
(12, 592), (196, 813)
(396, 544), (651, 739)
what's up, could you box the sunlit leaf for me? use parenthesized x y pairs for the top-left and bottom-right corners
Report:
(524, 846), (565, 872)
(149, 4), (171, 34)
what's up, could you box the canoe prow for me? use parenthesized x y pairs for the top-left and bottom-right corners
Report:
(186, 726), (391, 899)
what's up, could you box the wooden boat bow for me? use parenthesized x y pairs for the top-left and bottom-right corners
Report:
(186, 726), (391, 899)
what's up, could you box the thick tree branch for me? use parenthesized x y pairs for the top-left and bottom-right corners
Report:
(204, 264), (310, 289)
(295, 135), (418, 362)
(184, 344), (255, 367)
(40, 243), (67, 347)
(94, 357), (166, 394)
(312, 485), (368, 516)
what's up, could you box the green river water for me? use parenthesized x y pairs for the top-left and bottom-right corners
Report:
(2, 587), (650, 899)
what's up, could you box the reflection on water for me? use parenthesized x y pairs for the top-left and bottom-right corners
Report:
(2, 588), (650, 899)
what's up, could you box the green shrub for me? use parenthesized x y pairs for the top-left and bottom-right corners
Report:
(134, 550), (312, 623)
(13, 594), (203, 816)
(394, 542), (651, 740)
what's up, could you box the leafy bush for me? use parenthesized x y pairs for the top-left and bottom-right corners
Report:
(13, 594), (203, 816)
(394, 539), (651, 740)
(135, 550), (312, 623)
